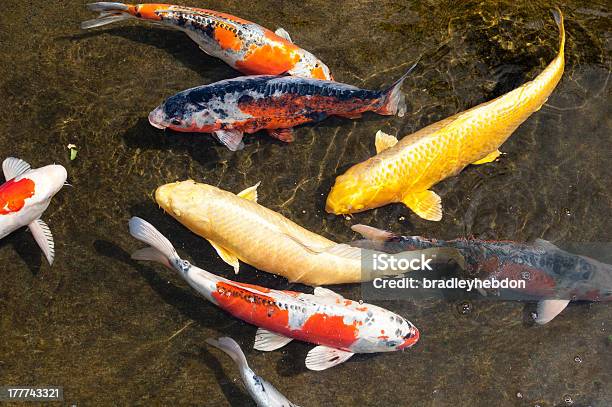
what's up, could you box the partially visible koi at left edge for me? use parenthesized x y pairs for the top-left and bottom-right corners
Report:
(81, 3), (333, 80)
(148, 64), (416, 151)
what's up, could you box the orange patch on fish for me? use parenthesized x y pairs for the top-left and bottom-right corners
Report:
(236, 44), (300, 75)
(310, 66), (327, 80)
(212, 281), (289, 328)
(236, 93), (369, 132)
(128, 4), (164, 21)
(214, 26), (243, 51)
(0, 178), (35, 215)
(299, 313), (358, 349)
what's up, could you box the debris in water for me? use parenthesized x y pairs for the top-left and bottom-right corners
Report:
(457, 301), (472, 315)
(67, 144), (78, 161)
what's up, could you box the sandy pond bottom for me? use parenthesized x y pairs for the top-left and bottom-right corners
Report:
(0, 0), (610, 406)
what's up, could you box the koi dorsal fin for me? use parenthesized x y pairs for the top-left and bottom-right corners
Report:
(274, 27), (293, 43)
(375, 130), (398, 154)
(237, 182), (260, 202)
(313, 287), (343, 299)
(534, 238), (559, 251)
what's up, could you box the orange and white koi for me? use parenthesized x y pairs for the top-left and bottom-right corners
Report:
(82, 2), (332, 80)
(0, 158), (67, 265)
(326, 10), (565, 221)
(129, 217), (420, 370)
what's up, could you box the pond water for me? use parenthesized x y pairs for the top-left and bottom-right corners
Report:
(0, 0), (610, 405)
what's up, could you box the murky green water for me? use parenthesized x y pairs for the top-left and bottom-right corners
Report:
(0, 1), (610, 405)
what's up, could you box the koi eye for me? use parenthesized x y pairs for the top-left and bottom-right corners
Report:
(171, 119), (182, 126)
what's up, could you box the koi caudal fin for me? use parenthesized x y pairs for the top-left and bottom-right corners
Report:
(81, 3), (133, 29)
(128, 217), (181, 269)
(206, 337), (249, 369)
(377, 61), (418, 117)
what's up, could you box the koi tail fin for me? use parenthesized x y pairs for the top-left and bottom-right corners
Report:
(377, 61), (418, 117)
(206, 337), (249, 369)
(552, 8), (565, 57)
(81, 2), (133, 30)
(128, 217), (181, 269)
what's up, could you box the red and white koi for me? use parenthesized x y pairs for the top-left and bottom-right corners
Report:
(0, 158), (67, 265)
(129, 217), (420, 370)
(82, 2), (333, 80)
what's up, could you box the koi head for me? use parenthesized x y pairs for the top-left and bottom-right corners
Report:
(556, 253), (612, 301)
(363, 310), (419, 352)
(25, 165), (68, 202)
(351, 303), (419, 353)
(289, 51), (333, 81)
(326, 162), (392, 214)
(155, 181), (223, 236)
(149, 92), (218, 133)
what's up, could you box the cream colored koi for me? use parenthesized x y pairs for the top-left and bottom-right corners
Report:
(154, 180), (460, 285)
(326, 10), (565, 221)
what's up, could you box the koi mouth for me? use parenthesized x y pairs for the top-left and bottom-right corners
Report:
(148, 109), (167, 130)
(398, 326), (420, 350)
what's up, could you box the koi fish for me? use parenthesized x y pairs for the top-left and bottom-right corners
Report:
(0, 158), (67, 265)
(82, 2), (332, 80)
(353, 224), (612, 324)
(148, 65), (415, 150)
(326, 10), (565, 221)
(129, 217), (419, 370)
(206, 337), (300, 407)
(153, 180), (460, 285)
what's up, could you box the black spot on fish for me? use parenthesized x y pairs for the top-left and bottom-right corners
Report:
(238, 94), (254, 106)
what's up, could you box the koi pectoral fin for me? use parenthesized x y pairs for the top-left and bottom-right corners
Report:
(534, 299), (570, 324)
(472, 149), (501, 165)
(29, 219), (55, 266)
(267, 128), (295, 143)
(402, 190), (443, 221)
(254, 328), (293, 351)
(2, 157), (31, 180)
(305, 346), (354, 371)
(214, 130), (245, 151)
(274, 27), (293, 43)
(208, 240), (240, 274)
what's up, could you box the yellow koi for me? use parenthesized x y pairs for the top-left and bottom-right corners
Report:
(154, 180), (460, 285)
(326, 10), (565, 221)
